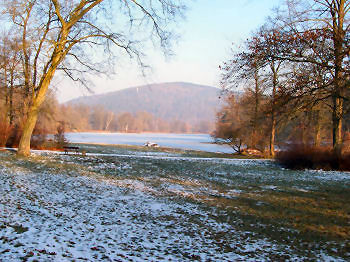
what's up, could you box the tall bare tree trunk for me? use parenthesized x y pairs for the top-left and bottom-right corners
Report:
(17, 106), (39, 156)
(269, 61), (278, 157)
(331, 1), (345, 157)
(17, 64), (59, 156)
(270, 116), (276, 157)
(314, 110), (321, 147)
(4, 67), (8, 106)
(21, 3), (34, 118)
(251, 65), (260, 149)
(104, 112), (114, 131)
(9, 68), (14, 124)
(332, 95), (343, 156)
(301, 111), (309, 146)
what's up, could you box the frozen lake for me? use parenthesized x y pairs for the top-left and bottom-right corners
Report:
(65, 132), (233, 153)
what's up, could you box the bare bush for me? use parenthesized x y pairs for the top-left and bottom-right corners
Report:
(276, 145), (350, 171)
(54, 122), (68, 149)
(0, 116), (12, 147)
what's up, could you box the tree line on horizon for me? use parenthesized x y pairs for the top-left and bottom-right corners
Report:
(0, 84), (214, 148)
(60, 102), (214, 134)
(213, 0), (350, 162)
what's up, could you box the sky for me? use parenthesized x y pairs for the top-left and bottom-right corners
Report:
(57, 0), (282, 102)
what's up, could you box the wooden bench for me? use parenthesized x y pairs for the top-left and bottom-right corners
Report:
(63, 146), (80, 155)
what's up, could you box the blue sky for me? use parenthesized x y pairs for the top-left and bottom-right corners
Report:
(57, 0), (282, 102)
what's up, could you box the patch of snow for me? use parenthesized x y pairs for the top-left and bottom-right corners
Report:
(261, 185), (278, 190)
(0, 151), (348, 261)
(0, 165), (296, 261)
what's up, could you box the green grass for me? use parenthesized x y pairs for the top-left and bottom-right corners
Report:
(69, 142), (259, 159)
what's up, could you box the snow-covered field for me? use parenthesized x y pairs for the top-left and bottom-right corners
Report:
(0, 147), (349, 261)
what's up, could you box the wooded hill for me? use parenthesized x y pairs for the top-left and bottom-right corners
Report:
(67, 82), (221, 129)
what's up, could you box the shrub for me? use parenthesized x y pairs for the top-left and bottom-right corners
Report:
(54, 122), (68, 149)
(31, 134), (48, 149)
(0, 118), (13, 147)
(30, 125), (49, 149)
(6, 123), (23, 148)
(276, 144), (350, 171)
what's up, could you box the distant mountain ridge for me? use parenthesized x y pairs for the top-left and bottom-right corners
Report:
(67, 82), (222, 124)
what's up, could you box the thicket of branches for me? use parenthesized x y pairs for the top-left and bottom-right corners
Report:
(214, 0), (350, 161)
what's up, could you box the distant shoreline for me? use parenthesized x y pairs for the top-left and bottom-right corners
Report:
(67, 131), (212, 135)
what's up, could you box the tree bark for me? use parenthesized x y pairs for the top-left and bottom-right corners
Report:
(330, 1), (345, 157)
(314, 110), (321, 147)
(251, 65), (260, 149)
(332, 95), (343, 156)
(17, 57), (60, 156)
(17, 105), (39, 156)
(9, 67), (14, 124)
(270, 116), (276, 157)
(269, 60), (278, 157)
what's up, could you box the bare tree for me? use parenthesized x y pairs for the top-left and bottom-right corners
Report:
(220, 26), (288, 156)
(0, 35), (22, 125)
(220, 39), (265, 151)
(269, 0), (350, 155)
(1, 0), (185, 156)
(213, 94), (259, 154)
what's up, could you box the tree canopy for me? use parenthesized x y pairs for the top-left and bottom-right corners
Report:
(0, 0), (186, 156)
(216, 0), (350, 157)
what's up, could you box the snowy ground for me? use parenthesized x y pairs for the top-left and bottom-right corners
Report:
(0, 147), (349, 261)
